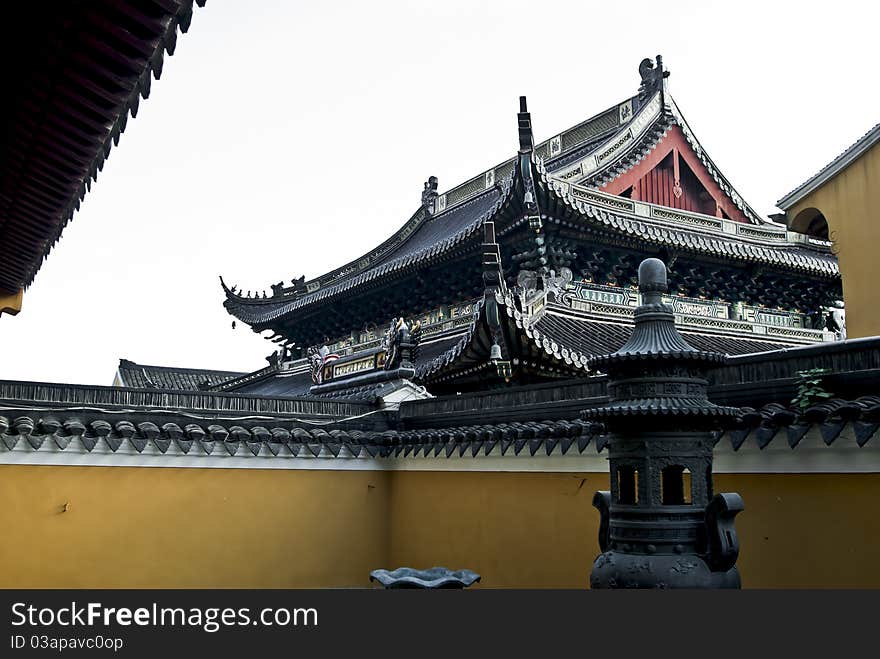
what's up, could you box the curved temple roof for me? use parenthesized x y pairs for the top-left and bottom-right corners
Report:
(222, 183), (511, 328)
(222, 57), (839, 337)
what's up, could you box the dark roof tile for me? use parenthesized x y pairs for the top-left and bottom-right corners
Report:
(117, 359), (244, 391)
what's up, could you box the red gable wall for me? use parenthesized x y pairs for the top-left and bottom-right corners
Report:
(600, 125), (750, 223)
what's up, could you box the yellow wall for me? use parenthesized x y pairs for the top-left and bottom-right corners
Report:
(3, 465), (879, 588)
(0, 465), (390, 588)
(0, 288), (23, 317)
(389, 471), (597, 587)
(787, 143), (880, 338)
(390, 471), (880, 588)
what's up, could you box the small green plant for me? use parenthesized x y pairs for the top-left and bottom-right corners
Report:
(791, 367), (833, 413)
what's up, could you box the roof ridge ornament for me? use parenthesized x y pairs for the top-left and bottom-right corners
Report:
(422, 176), (439, 215)
(638, 55), (670, 101)
(515, 96), (545, 281)
(516, 96), (540, 215)
(517, 96), (534, 152)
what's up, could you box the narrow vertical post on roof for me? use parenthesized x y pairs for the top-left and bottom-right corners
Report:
(517, 95), (533, 152)
(583, 257), (745, 588)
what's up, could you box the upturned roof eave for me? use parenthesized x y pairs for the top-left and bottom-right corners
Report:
(222, 172), (522, 330)
(219, 89), (655, 327)
(221, 83), (839, 334)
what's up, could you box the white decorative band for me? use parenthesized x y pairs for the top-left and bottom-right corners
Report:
(0, 427), (876, 473)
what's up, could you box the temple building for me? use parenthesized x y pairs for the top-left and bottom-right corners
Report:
(2, 53), (879, 589)
(219, 56), (841, 400)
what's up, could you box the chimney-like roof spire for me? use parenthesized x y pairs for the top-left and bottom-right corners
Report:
(517, 95), (533, 152)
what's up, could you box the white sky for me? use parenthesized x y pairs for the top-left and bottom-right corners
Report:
(3, 0), (878, 385)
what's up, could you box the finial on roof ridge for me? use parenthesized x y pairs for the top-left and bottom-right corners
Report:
(638, 55), (670, 100)
(517, 95), (533, 152)
(422, 175), (439, 215)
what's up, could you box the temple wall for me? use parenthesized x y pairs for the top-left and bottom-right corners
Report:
(389, 471), (880, 588)
(388, 471), (597, 587)
(2, 464), (879, 588)
(787, 143), (880, 339)
(0, 288), (23, 317)
(0, 465), (390, 588)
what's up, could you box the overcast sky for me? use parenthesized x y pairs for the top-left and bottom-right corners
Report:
(3, 0), (878, 385)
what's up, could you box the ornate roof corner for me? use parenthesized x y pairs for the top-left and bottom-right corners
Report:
(513, 96), (548, 298)
(516, 96), (540, 213)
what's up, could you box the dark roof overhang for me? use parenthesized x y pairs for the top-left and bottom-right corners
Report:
(0, 0), (205, 295)
(222, 164), (526, 336)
